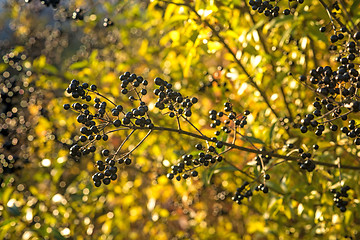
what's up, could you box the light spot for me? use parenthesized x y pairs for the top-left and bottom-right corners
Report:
(61, 228), (70, 236)
(41, 159), (51, 167)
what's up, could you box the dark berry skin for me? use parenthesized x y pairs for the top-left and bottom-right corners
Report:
(354, 32), (360, 40)
(63, 104), (70, 110)
(330, 35), (338, 43)
(103, 178), (111, 185)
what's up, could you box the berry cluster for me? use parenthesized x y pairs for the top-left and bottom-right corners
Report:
(208, 102), (250, 135)
(91, 155), (124, 187)
(166, 103), (253, 181)
(152, 77), (198, 118)
(254, 182), (269, 193)
(248, 0), (304, 18)
(72, 8), (84, 20)
(285, 143), (318, 172)
(232, 176), (270, 205)
(103, 18), (114, 27)
(64, 73), (154, 160)
(298, 30), (360, 144)
(331, 185), (351, 212)
(232, 181), (252, 205)
(25, 0), (60, 8)
(65, 72), (209, 187)
(166, 147), (223, 181)
(253, 148), (272, 168)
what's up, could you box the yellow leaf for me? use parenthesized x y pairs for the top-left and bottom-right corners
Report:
(207, 41), (222, 54)
(138, 39), (149, 56)
(169, 30), (180, 43)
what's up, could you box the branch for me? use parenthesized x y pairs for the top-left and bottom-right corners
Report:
(158, 0), (280, 119)
(108, 124), (360, 170)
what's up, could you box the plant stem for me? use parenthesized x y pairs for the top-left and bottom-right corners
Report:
(110, 124), (360, 170)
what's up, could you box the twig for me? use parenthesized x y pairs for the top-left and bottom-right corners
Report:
(120, 130), (153, 159)
(108, 124), (360, 170)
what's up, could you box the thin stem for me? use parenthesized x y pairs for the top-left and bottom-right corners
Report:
(234, 129), (259, 150)
(338, 0), (359, 31)
(120, 130), (153, 159)
(337, 157), (342, 183)
(318, 0), (358, 41)
(89, 90), (117, 107)
(113, 129), (136, 157)
(109, 124), (360, 170)
(182, 116), (206, 137)
(159, 0), (280, 119)
(280, 85), (294, 121)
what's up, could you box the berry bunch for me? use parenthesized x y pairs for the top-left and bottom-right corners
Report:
(248, 0), (304, 18)
(64, 73), (154, 160)
(25, 0), (60, 8)
(298, 30), (360, 144)
(331, 185), (351, 212)
(166, 145), (224, 181)
(103, 18), (114, 27)
(253, 148), (272, 168)
(208, 103), (250, 134)
(72, 8), (84, 20)
(232, 176), (270, 205)
(232, 181), (252, 205)
(153, 77), (198, 118)
(65, 72), (210, 187)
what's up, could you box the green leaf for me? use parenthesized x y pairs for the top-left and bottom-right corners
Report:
(69, 60), (88, 70)
(351, 0), (360, 13)
(213, 165), (238, 174)
(246, 19), (266, 35)
(267, 15), (295, 29)
(1, 187), (13, 204)
(0, 219), (15, 228)
(202, 163), (218, 186)
(307, 23), (328, 43)
(44, 64), (58, 74)
(267, 121), (277, 145)
(240, 135), (265, 145)
(243, 45), (258, 56)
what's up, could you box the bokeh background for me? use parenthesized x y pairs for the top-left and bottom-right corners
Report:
(1, 0), (360, 239)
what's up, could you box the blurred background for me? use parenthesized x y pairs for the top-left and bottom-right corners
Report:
(0, 0), (360, 239)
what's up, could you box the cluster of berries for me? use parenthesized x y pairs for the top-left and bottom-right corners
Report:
(248, 0), (304, 18)
(103, 18), (114, 27)
(253, 148), (272, 168)
(208, 102), (250, 136)
(72, 8), (84, 20)
(152, 77), (198, 118)
(166, 147), (223, 181)
(331, 185), (351, 212)
(65, 72), (206, 186)
(91, 150), (132, 187)
(298, 30), (360, 144)
(25, 0), (60, 8)
(232, 177), (270, 205)
(64, 72), (154, 159)
(286, 144), (317, 172)
(232, 181), (252, 205)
